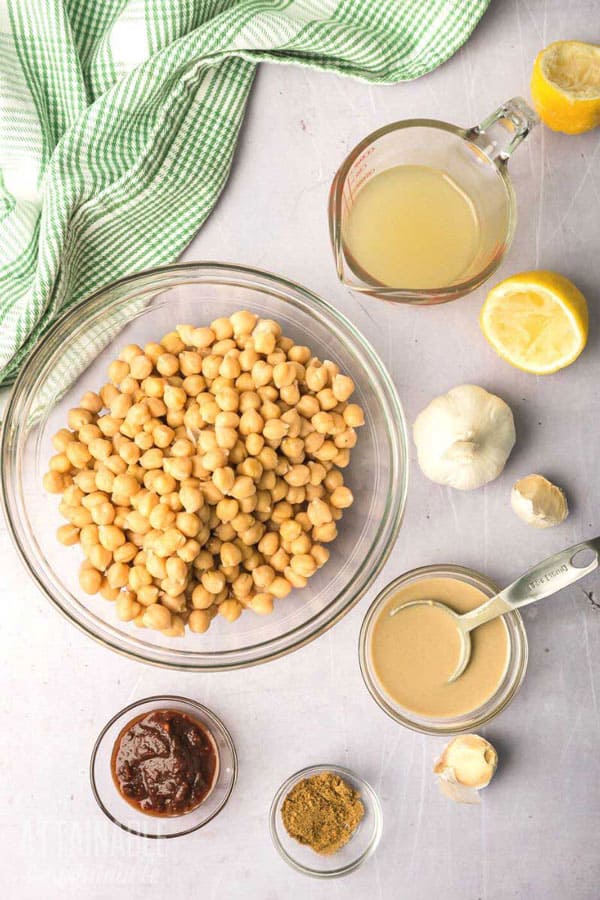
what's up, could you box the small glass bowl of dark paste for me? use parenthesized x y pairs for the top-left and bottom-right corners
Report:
(91, 696), (237, 838)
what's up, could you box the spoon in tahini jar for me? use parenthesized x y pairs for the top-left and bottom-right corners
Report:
(390, 538), (600, 683)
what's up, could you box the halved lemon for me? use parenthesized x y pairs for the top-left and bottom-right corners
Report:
(531, 40), (600, 134)
(480, 271), (588, 374)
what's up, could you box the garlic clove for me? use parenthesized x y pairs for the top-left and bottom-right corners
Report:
(511, 474), (568, 528)
(413, 384), (516, 491)
(434, 734), (498, 804)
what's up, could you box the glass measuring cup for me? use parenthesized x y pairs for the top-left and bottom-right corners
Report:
(328, 98), (538, 305)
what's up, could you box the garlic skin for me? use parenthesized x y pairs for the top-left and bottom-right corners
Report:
(511, 474), (568, 528)
(413, 384), (516, 490)
(434, 734), (498, 804)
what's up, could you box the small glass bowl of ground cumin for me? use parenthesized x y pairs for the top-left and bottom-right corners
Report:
(90, 696), (237, 838)
(270, 764), (382, 877)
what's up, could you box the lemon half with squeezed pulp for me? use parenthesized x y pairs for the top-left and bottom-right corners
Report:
(531, 40), (600, 134)
(480, 271), (588, 375)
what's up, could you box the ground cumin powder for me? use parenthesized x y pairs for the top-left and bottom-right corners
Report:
(281, 772), (365, 855)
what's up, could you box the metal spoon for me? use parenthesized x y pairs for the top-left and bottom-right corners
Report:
(390, 537), (600, 683)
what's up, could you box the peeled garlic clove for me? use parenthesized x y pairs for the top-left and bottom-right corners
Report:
(413, 384), (515, 491)
(511, 474), (568, 528)
(434, 734), (498, 804)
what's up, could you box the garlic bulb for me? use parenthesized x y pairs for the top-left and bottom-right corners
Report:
(511, 474), (568, 528)
(413, 384), (516, 490)
(434, 734), (498, 804)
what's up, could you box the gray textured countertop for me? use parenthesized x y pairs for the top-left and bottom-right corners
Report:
(2, 1), (599, 897)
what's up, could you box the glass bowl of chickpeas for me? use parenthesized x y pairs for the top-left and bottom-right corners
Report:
(0, 263), (407, 669)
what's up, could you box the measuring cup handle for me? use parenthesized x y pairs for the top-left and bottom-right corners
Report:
(462, 538), (600, 632)
(468, 97), (539, 163)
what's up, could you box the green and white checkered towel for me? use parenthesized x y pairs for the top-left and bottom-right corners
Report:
(0, 0), (489, 385)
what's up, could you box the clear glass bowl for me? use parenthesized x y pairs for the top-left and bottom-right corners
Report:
(90, 695), (237, 838)
(269, 764), (382, 877)
(358, 565), (528, 735)
(0, 263), (407, 670)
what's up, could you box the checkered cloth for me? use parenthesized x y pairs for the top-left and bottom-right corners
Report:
(0, 0), (488, 384)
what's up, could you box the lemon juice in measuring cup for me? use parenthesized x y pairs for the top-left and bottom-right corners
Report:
(328, 98), (538, 305)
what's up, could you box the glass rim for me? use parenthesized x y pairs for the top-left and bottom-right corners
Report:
(0, 261), (408, 671)
(269, 763), (383, 878)
(358, 564), (529, 735)
(89, 695), (238, 839)
(329, 117), (517, 302)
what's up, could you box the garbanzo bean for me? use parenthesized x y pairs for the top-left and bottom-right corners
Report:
(79, 567), (103, 594)
(142, 603), (172, 631)
(250, 593), (274, 615)
(188, 609), (211, 633)
(57, 524), (80, 545)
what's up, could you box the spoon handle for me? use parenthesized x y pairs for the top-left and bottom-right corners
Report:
(460, 537), (600, 632)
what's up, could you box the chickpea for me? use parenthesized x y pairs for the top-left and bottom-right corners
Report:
(219, 542), (241, 567)
(106, 562), (128, 589)
(270, 547), (290, 573)
(139, 447), (163, 469)
(284, 566), (308, 589)
(142, 603), (172, 631)
(280, 383), (300, 405)
(209, 317), (232, 341)
(112, 473), (139, 499)
(270, 576), (292, 599)
(306, 498), (333, 527)
(305, 365), (328, 392)
(201, 569), (226, 595)
(154, 528), (185, 557)
(80, 523), (99, 547)
(290, 533), (312, 555)
(176, 512), (200, 538)
(65, 441), (92, 469)
(230, 310), (257, 336)
(177, 350), (202, 376)
(178, 485), (202, 513)
(163, 385), (186, 411)
(271, 501), (293, 524)
(263, 419), (288, 443)
(99, 581), (121, 602)
(219, 599), (242, 622)
(312, 521), (337, 543)
(90, 502), (115, 526)
(67, 505), (94, 527)
(329, 485), (354, 509)
(251, 565), (275, 590)
(343, 403), (364, 427)
(250, 593), (274, 615)
(113, 542), (138, 563)
(213, 426), (236, 451)
(52, 428), (76, 453)
(253, 330), (276, 355)
(230, 476), (256, 500)
(57, 523), (79, 545)
(189, 609), (211, 633)
(312, 545), (330, 568)
(67, 407), (94, 431)
(43, 471), (65, 493)
(116, 593), (141, 621)
(79, 567), (102, 594)
(284, 464), (310, 487)
(273, 362), (296, 388)
(98, 525), (126, 551)
(88, 543), (112, 572)
(190, 326), (216, 349)
(152, 423), (174, 448)
(152, 472), (175, 496)
(212, 498), (236, 524)
(190, 584), (213, 610)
